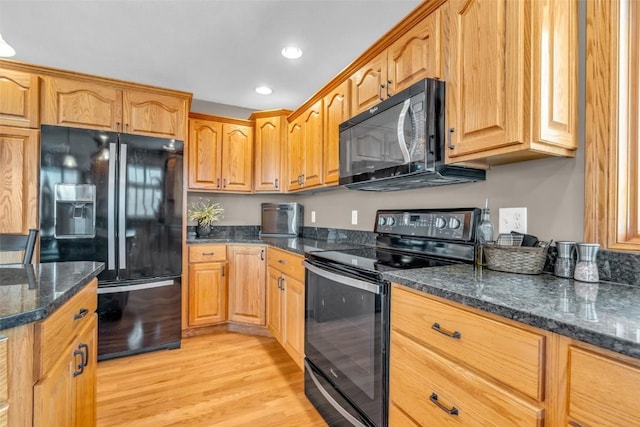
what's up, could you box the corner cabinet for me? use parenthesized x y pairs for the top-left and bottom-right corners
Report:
(227, 245), (266, 325)
(187, 244), (228, 327)
(187, 114), (253, 192)
(252, 109), (291, 193)
(267, 247), (305, 369)
(41, 76), (189, 140)
(444, 0), (578, 165)
(351, 9), (443, 115)
(287, 100), (323, 191)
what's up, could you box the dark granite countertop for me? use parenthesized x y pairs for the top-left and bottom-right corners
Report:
(187, 234), (365, 255)
(0, 261), (104, 330)
(385, 264), (640, 359)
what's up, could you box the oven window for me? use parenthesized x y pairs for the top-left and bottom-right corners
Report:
(305, 269), (380, 400)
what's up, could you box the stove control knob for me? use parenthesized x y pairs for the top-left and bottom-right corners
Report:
(449, 217), (461, 229)
(435, 217), (447, 229)
(386, 216), (396, 226)
(378, 216), (386, 226)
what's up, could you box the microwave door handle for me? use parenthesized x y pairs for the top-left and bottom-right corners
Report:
(397, 99), (412, 163)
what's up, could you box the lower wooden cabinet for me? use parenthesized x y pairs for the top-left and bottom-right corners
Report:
(565, 345), (640, 427)
(390, 284), (545, 426)
(227, 245), (266, 326)
(267, 247), (305, 368)
(187, 244), (227, 327)
(0, 335), (7, 427)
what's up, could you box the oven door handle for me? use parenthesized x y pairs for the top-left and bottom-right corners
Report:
(304, 360), (368, 427)
(97, 279), (175, 294)
(303, 261), (382, 295)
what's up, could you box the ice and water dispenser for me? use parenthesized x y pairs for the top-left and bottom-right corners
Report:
(54, 184), (96, 238)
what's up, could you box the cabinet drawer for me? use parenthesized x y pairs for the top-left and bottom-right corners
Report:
(391, 285), (545, 401)
(267, 247), (304, 281)
(0, 336), (6, 403)
(568, 346), (640, 426)
(35, 279), (97, 378)
(188, 244), (226, 263)
(390, 331), (544, 426)
(389, 402), (419, 426)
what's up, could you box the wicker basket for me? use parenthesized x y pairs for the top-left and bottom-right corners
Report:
(483, 243), (549, 275)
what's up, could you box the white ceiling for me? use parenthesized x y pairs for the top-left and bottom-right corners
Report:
(2, 0), (422, 111)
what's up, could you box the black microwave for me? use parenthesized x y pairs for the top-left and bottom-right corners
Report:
(338, 78), (485, 191)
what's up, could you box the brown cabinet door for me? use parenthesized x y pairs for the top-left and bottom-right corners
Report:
(387, 9), (443, 95)
(188, 261), (227, 326)
(188, 119), (222, 190)
(74, 316), (97, 427)
(302, 100), (323, 189)
(123, 90), (186, 140)
(227, 245), (266, 326)
(33, 350), (74, 427)
(41, 76), (123, 131)
(445, 0), (526, 159)
(531, 0), (578, 149)
(0, 127), (38, 234)
(286, 119), (304, 191)
(351, 51), (387, 115)
(0, 68), (39, 128)
(220, 123), (253, 192)
(254, 115), (285, 192)
(282, 276), (304, 369)
(266, 267), (283, 342)
(323, 81), (350, 185)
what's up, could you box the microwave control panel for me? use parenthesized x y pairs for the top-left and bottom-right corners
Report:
(375, 209), (479, 242)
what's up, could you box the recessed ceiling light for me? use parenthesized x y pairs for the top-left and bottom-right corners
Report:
(255, 86), (273, 95)
(281, 46), (303, 59)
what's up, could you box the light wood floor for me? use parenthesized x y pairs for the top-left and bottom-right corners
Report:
(97, 332), (327, 427)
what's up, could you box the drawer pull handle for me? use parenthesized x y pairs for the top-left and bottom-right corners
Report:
(79, 343), (89, 367)
(432, 323), (461, 339)
(73, 349), (84, 377)
(202, 252), (215, 256)
(73, 308), (89, 320)
(278, 259), (286, 264)
(429, 392), (459, 416)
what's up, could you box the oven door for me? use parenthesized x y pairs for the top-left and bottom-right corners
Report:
(303, 259), (388, 427)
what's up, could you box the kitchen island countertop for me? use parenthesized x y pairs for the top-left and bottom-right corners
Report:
(0, 261), (104, 330)
(385, 264), (640, 360)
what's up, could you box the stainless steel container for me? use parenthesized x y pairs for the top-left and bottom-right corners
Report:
(261, 203), (303, 236)
(554, 241), (576, 278)
(573, 243), (600, 283)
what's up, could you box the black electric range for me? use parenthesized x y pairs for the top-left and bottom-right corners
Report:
(303, 208), (480, 427)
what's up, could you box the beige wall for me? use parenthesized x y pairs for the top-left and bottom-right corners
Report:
(187, 147), (585, 242)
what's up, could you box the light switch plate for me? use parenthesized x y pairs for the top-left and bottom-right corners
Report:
(311, 211), (316, 223)
(351, 210), (358, 225)
(499, 207), (527, 234)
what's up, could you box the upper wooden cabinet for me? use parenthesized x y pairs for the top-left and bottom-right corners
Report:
(187, 114), (253, 192)
(323, 81), (350, 185)
(251, 109), (291, 193)
(0, 68), (40, 128)
(0, 126), (38, 234)
(42, 76), (188, 140)
(444, 0), (578, 165)
(286, 100), (323, 191)
(351, 10), (443, 115)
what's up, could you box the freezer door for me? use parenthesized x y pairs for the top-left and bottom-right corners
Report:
(39, 125), (119, 283)
(117, 134), (183, 281)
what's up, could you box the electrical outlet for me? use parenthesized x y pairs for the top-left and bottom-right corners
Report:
(499, 207), (527, 234)
(311, 211), (316, 223)
(351, 210), (358, 225)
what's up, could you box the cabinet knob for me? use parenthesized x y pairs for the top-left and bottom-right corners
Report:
(73, 308), (89, 320)
(274, 178), (279, 189)
(216, 178), (221, 189)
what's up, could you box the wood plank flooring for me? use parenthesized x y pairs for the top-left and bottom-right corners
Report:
(97, 332), (327, 426)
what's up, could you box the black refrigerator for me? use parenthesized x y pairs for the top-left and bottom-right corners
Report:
(40, 124), (183, 360)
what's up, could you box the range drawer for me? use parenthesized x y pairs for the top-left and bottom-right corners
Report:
(568, 346), (640, 426)
(391, 285), (545, 401)
(188, 244), (226, 263)
(268, 247), (304, 281)
(35, 278), (97, 378)
(390, 331), (544, 426)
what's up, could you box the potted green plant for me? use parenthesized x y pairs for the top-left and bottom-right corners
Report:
(188, 199), (224, 237)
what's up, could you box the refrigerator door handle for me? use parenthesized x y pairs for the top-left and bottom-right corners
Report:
(107, 142), (117, 271)
(118, 143), (128, 270)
